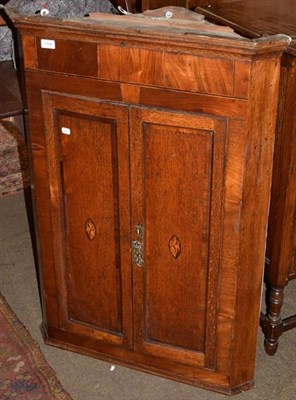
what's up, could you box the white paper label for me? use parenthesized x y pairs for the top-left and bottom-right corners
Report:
(41, 39), (56, 49)
(61, 127), (71, 135)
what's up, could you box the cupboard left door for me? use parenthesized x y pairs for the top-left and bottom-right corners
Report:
(40, 92), (133, 349)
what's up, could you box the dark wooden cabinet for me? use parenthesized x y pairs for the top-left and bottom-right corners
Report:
(11, 8), (289, 394)
(264, 45), (296, 354)
(195, 0), (296, 356)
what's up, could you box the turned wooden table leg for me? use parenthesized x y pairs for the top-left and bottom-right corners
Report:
(260, 287), (284, 355)
(259, 51), (296, 356)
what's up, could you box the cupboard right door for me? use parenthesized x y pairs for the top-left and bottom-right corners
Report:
(130, 106), (227, 370)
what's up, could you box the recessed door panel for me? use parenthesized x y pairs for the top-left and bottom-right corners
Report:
(58, 112), (122, 333)
(42, 93), (132, 348)
(130, 107), (226, 368)
(144, 124), (211, 352)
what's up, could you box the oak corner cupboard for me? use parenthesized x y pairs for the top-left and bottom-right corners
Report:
(10, 7), (289, 395)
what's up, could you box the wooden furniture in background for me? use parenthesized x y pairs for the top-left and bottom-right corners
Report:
(0, 60), (23, 118)
(196, 0), (296, 356)
(11, 8), (288, 394)
(0, 7), (23, 118)
(141, 0), (190, 10)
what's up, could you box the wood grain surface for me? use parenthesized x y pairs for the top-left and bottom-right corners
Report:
(13, 9), (289, 394)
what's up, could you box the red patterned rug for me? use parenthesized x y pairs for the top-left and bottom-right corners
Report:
(0, 293), (73, 399)
(0, 120), (31, 197)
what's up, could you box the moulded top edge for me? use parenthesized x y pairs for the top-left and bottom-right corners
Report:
(5, 7), (291, 57)
(287, 38), (296, 55)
